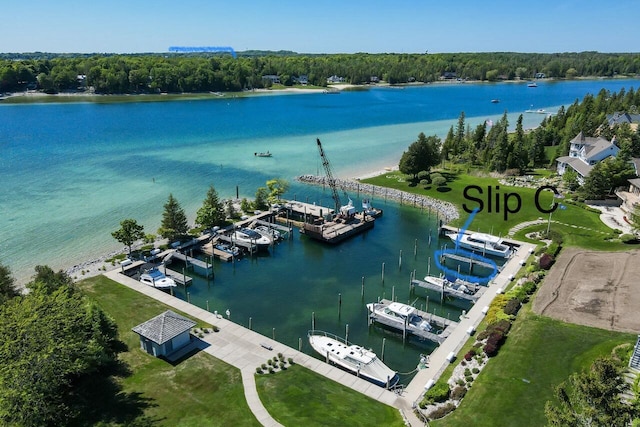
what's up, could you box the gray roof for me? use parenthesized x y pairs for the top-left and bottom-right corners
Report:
(132, 310), (196, 345)
(607, 112), (640, 125)
(629, 178), (640, 189)
(556, 156), (593, 177)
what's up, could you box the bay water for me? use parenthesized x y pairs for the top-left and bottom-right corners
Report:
(1, 79), (637, 378)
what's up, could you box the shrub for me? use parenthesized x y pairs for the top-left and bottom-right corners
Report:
(476, 330), (489, 341)
(212, 325), (219, 332)
(456, 379), (465, 386)
(620, 234), (638, 243)
(472, 367), (480, 374)
(484, 342), (498, 357)
(268, 367), (275, 374)
(451, 386), (467, 401)
(488, 319), (511, 335)
(546, 242), (560, 257)
(428, 403), (456, 420)
(256, 367), (263, 374)
(502, 298), (521, 316)
(267, 359), (273, 366)
(486, 331), (505, 347)
(287, 357), (294, 365)
(465, 375), (473, 383)
(422, 382), (450, 404)
(521, 281), (537, 295)
(277, 352), (284, 360)
(261, 363), (267, 370)
(464, 368), (472, 377)
(279, 362), (285, 370)
(464, 351), (473, 361)
(539, 253), (555, 270)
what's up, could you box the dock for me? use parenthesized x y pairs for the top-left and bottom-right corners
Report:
(300, 213), (375, 244)
(201, 241), (235, 262)
(411, 277), (485, 303)
(439, 252), (499, 270)
(163, 266), (193, 286)
(164, 250), (214, 278)
(368, 299), (458, 345)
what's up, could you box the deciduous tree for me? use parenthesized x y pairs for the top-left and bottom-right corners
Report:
(111, 218), (145, 255)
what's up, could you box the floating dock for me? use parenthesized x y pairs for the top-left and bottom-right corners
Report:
(411, 277), (485, 303)
(368, 299), (458, 345)
(300, 213), (375, 244)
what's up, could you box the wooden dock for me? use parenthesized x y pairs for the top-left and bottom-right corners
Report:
(163, 266), (193, 286)
(300, 213), (375, 244)
(368, 299), (458, 345)
(164, 250), (214, 278)
(201, 241), (234, 262)
(411, 277), (485, 303)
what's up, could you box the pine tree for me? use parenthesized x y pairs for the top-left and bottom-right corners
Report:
(158, 194), (188, 241)
(195, 185), (225, 230)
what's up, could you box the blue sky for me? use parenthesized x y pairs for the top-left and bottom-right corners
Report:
(1, 0), (638, 54)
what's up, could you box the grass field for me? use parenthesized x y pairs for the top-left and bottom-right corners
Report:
(80, 275), (405, 426)
(80, 275), (260, 427)
(431, 305), (635, 427)
(255, 364), (405, 427)
(363, 169), (629, 250)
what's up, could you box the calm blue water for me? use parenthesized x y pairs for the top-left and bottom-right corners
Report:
(1, 79), (637, 377)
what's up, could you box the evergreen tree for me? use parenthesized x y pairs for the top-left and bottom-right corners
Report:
(0, 263), (18, 304)
(158, 193), (188, 241)
(195, 185), (225, 229)
(398, 132), (441, 179)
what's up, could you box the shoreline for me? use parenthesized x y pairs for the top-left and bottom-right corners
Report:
(3, 76), (633, 105)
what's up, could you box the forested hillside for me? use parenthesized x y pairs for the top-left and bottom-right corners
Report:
(1, 51), (639, 94)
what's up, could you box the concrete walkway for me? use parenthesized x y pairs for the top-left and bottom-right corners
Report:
(104, 270), (406, 426)
(397, 241), (536, 413)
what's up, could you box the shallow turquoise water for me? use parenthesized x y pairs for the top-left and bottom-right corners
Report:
(1, 79), (638, 379)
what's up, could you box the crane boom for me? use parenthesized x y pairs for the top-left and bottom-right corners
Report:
(316, 138), (342, 213)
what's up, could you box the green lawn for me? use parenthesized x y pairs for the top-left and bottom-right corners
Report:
(80, 275), (405, 426)
(363, 170), (629, 250)
(431, 305), (635, 427)
(80, 275), (260, 427)
(255, 364), (405, 427)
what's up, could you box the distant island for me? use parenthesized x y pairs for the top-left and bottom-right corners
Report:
(1, 51), (639, 97)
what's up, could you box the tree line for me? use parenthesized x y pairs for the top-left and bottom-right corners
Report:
(1, 51), (640, 94)
(399, 86), (640, 199)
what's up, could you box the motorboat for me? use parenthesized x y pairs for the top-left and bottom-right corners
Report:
(254, 151), (272, 157)
(491, 99), (500, 103)
(255, 225), (281, 241)
(139, 268), (177, 289)
(231, 227), (271, 249)
(215, 242), (241, 258)
(308, 330), (399, 389)
(423, 275), (479, 296)
(366, 301), (433, 334)
(527, 81), (537, 87)
(447, 232), (512, 258)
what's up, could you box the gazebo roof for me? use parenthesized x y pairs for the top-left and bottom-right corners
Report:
(132, 310), (196, 345)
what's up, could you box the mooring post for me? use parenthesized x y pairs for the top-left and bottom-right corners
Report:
(381, 262), (385, 283)
(312, 311), (315, 331)
(414, 239), (418, 257)
(361, 276), (365, 298)
(206, 300), (209, 311)
(298, 337), (302, 352)
(249, 317), (252, 330)
(186, 292), (190, 303)
(392, 285), (395, 302)
(381, 338), (386, 361)
(345, 323), (349, 343)
(272, 327), (275, 340)
(399, 250), (402, 270)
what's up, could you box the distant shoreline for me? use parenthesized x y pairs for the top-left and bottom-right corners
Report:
(3, 76), (632, 105)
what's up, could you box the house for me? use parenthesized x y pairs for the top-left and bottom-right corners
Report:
(607, 112), (640, 131)
(534, 72), (546, 79)
(327, 75), (345, 84)
(556, 131), (620, 184)
(616, 177), (640, 214)
(442, 72), (457, 80)
(293, 75), (308, 85)
(132, 310), (196, 358)
(262, 74), (280, 84)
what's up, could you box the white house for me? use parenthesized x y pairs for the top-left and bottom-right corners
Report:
(132, 310), (196, 358)
(556, 132), (620, 184)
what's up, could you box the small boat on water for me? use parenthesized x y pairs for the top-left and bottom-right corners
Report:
(139, 268), (177, 289)
(231, 227), (272, 250)
(366, 301), (433, 333)
(447, 232), (512, 258)
(215, 242), (241, 258)
(254, 151), (272, 157)
(527, 81), (538, 87)
(308, 330), (399, 389)
(491, 99), (500, 103)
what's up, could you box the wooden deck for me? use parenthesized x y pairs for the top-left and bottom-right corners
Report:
(300, 213), (375, 244)
(165, 250), (214, 278)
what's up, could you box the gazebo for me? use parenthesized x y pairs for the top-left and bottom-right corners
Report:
(132, 310), (196, 358)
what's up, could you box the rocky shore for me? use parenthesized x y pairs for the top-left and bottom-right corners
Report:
(296, 175), (460, 223)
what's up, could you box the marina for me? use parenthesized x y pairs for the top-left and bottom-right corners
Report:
(367, 299), (458, 345)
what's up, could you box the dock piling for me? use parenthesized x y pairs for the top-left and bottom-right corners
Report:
(381, 338), (386, 361)
(361, 276), (365, 299)
(249, 317), (252, 330)
(414, 239), (417, 258)
(392, 285), (395, 302)
(272, 328), (275, 340)
(299, 337), (302, 352)
(399, 250), (402, 270)
(345, 323), (349, 343)
(381, 262), (385, 283)
(187, 292), (190, 303)
(206, 300), (209, 311)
